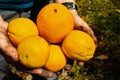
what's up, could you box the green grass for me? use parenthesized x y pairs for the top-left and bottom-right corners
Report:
(71, 0), (120, 80)
(57, 0), (120, 80)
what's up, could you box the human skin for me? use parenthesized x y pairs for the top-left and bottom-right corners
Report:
(55, 0), (97, 42)
(0, 0), (97, 78)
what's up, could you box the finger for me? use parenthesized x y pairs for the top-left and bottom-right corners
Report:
(78, 61), (85, 67)
(72, 13), (97, 43)
(0, 32), (18, 61)
(27, 68), (54, 78)
(64, 64), (72, 71)
(64, 62), (84, 71)
(74, 22), (97, 43)
(0, 15), (3, 22)
(82, 26), (97, 43)
(91, 33), (97, 43)
(75, 24), (97, 43)
(3, 44), (19, 61)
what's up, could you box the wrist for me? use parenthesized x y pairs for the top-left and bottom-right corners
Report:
(61, 2), (77, 10)
(55, 0), (76, 4)
(55, 0), (77, 11)
(55, 0), (78, 14)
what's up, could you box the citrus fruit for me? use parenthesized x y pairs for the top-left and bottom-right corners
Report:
(36, 3), (74, 43)
(7, 17), (39, 46)
(62, 30), (96, 61)
(45, 45), (66, 72)
(17, 36), (49, 68)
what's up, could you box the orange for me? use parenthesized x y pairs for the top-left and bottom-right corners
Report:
(7, 17), (39, 46)
(62, 30), (96, 61)
(45, 45), (66, 72)
(36, 3), (74, 43)
(17, 36), (49, 68)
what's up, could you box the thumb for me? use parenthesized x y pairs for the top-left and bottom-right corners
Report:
(2, 43), (19, 61)
(0, 32), (19, 61)
(27, 68), (54, 78)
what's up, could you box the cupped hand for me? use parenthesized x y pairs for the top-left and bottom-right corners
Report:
(0, 15), (53, 78)
(55, 0), (97, 42)
(64, 9), (97, 69)
(70, 9), (97, 43)
(0, 15), (18, 61)
(68, 9), (97, 68)
(55, 1), (97, 71)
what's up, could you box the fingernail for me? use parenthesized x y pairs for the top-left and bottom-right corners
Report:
(13, 55), (19, 61)
(48, 72), (54, 78)
(64, 64), (72, 70)
(12, 51), (19, 61)
(78, 62), (85, 66)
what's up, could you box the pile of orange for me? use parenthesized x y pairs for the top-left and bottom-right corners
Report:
(7, 3), (96, 72)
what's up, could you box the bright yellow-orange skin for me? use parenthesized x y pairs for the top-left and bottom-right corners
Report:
(45, 45), (66, 72)
(37, 3), (74, 43)
(62, 30), (96, 61)
(17, 36), (50, 68)
(7, 18), (39, 46)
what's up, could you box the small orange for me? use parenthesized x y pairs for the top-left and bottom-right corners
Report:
(62, 30), (96, 61)
(17, 36), (49, 68)
(7, 17), (39, 46)
(45, 45), (66, 72)
(36, 3), (74, 43)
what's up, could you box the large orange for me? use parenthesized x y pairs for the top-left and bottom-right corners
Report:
(17, 36), (49, 68)
(36, 3), (74, 43)
(7, 17), (39, 46)
(62, 30), (96, 61)
(45, 45), (66, 72)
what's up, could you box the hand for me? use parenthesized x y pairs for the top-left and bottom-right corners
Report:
(55, 0), (76, 3)
(69, 9), (97, 42)
(0, 15), (53, 78)
(55, 0), (96, 70)
(55, 0), (97, 42)
(0, 16), (18, 61)
(67, 9), (97, 68)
